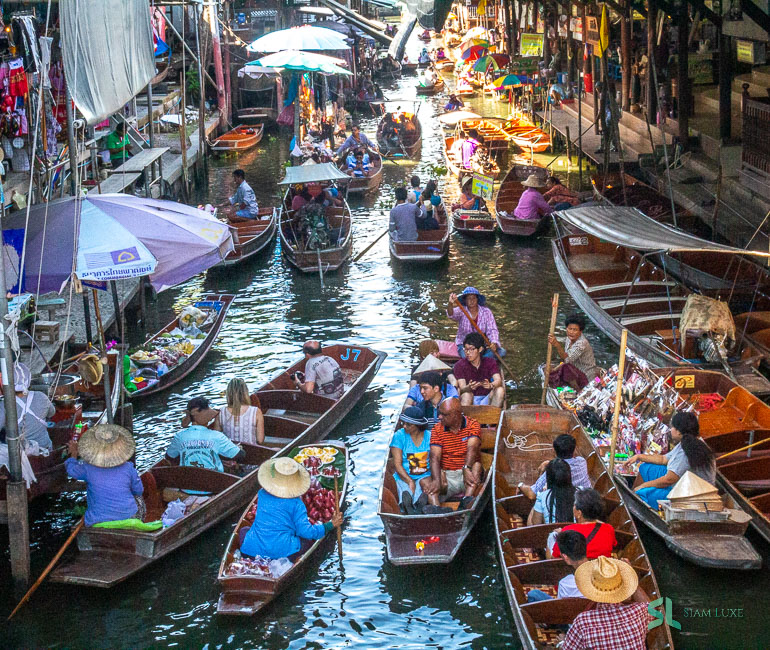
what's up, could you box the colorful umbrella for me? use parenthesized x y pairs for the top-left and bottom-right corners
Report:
(492, 74), (523, 88)
(247, 25), (350, 52)
(249, 50), (352, 76)
(473, 54), (508, 72)
(460, 44), (488, 61)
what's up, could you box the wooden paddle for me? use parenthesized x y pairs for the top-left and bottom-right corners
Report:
(453, 299), (515, 380)
(8, 519), (84, 620)
(717, 436), (770, 461)
(609, 329), (629, 476)
(352, 228), (389, 263)
(541, 293), (559, 405)
(333, 475), (343, 564)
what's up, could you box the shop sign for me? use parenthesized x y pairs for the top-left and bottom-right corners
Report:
(585, 16), (600, 48)
(570, 17), (583, 41)
(520, 33), (544, 57)
(737, 39), (767, 65)
(558, 15), (568, 38)
(472, 173), (494, 200)
(536, 13), (545, 33)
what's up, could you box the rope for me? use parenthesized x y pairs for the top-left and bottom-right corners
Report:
(503, 430), (553, 452)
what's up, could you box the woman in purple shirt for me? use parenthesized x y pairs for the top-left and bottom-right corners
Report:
(65, 424), (144, 526)
(446, 287), (506, 358)
(513, 174), (553, 220)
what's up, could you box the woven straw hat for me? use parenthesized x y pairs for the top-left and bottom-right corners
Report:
(668, 471), (719, 500)
(78, 354), (104, 385)
(574, 556), (638, 604)
(413, 353), (452, 375)
(78, 424), (136, 468)
(258, 457), (311, 499)
(522, 173), (546, 188)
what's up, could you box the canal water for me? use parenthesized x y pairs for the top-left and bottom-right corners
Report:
(3, 54), (769, 650)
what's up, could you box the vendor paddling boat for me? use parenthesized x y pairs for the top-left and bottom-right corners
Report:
(452, 208), (496, 237)
(494, 165), (549, 237)
(50, 344), (385, 588)
(216, 441), (349, 615)
(376, 106), (422, 159)
(128, 294), (234, 399)
(336, 152), (383, 195)
(278, 163), (353, 274)
(443, 134), (500, 182)
(551, 206), (770, 396)
(215, 208), (279, 267)
(378, 405), (501, 565)
(493, 405), (674, 649)
(211, 124), (264, 152)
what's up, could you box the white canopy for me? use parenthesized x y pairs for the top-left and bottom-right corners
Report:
(438, 111), (481, 125)
(279, 163), (352, 185)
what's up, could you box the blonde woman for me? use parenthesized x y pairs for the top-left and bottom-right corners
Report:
(218, 378), (264, 445)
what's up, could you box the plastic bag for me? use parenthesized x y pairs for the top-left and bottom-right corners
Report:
(268, 557), (293, 578)
(161, 499), (187, 527)
(178, 306), (207, 329)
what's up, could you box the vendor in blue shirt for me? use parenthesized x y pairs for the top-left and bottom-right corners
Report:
(240, 457), (342, 560)
(220, 169), (260, 222)
(390, 406), (432, 514)
(335, 125), (377, 157)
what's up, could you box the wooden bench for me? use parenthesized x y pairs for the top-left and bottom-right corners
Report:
(36, 297), (66, 320)
(34, 320), (60, 343)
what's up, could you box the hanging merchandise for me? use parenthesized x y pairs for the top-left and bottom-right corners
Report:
(8, 58), (29, 97)
(2, 136), (13, 160)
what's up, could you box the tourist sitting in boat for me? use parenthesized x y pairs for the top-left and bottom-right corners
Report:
(291, 185), (313, 212)
(0, 362), (55, 451)
(447, 287), (506, 358)
(407, 340), (458, 392)
(345, 149), (371, 178)
(513, 174), (553, 221)
(407, 175), (422, 203)
(239, 457), (342, 561)
(293, 340), (345, 400)
(406, 370), (458, 428)
(424, 66), (439, 86)
(522, 433), (592, 494)
(622, 411), (716, 509)
(335, 125), (378, 157)
(166, 398), (246, 471)
(543, 175), (580, 209)
(389, 186), (420, 242)
(419, 180), (446, 225)
(180, 396), (220, 429)
(550, 488), (617, 559)
(418, 48), (431, 64)
(218, 378), (264, 446)
(435, 47), (447, 60)
(453, 333), (505, 407)
(445, 93), (464, 111)
(547, 313), (601, 390)
(225, 169), (260, 222)
(426, 398), (481, 510)
(451, 177), (482, 212)
(562, 556), (651, 650)
(522, 458), (577, 526)
(65, 424), (145, 526)
(526, 530), (588, 602)
(390, 406), (432, 514)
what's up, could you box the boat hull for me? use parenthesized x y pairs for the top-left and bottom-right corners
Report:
(389, 227), (450, 264)
(211, 124), (264, 152)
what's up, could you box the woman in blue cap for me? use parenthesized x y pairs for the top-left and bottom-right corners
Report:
(447, 287), (506, 358)
(390, 406), (432, 514)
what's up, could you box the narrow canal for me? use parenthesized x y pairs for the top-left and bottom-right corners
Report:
(3, 57), (769, 650)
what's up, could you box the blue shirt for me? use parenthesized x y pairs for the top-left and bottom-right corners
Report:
(229, 180), (259, 217)
(65, 459), (143, 526)
(534, 488), (568, 524)
(390, 427), (431, 480)
(165, 425), (241, 472)
(407, 383), (459, 404)
(241, 489), (327, 559)
(336, 132), (375, 155)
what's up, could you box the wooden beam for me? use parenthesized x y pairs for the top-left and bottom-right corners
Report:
(687, 0), (722, 26)
(739, 0), (770, 35)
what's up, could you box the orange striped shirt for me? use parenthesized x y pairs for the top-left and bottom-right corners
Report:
(430, 416), (481, 470)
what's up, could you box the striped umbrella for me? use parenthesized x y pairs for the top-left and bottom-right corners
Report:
(492, 74), (524, 88)
(460, 44), (488, 61)
(473, 53), (509, 72)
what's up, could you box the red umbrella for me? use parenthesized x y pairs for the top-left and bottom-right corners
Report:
(460, 44), (487, 61)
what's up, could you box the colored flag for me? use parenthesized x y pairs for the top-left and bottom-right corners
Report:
(599, 4), (610, 53)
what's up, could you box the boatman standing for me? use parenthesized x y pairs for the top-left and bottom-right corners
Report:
(224, 169), (260, 222)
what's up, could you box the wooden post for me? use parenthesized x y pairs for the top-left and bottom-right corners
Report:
(205, 1), (227, 129)
(64, 79), (79, 196)
(541, 293), (560, 404)
(223, 2), (232, 125)
(609, 329), (629, 475)
(677, 5), (689, 148)
(179, 71), (189, 202)
(646, 0), (657, 123)
(621, 2), (631, 112)
(718, 28), (732, 141)
(194, 4), (208, 176)
(82, 291), (93, 344)
(566, 125), (572, 167)
(567, 4), (574, 85)
(146, 82), (156, 193)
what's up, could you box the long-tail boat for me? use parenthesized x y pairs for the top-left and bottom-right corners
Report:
(457, 117), (513, 153)
(494, 164), (549, 237)
(389, 223), (450, 264)
(376, 108), (422, 159)
(278, 163), (353, 274)
(451, 208), (497, 237)
(129, 294), (234, 399)
(500, 118), (550, 153)
(378, 404), (501, 565)
(216, 441), (348, 615)
(493, 404), (674, 649)
(211, 124), (264, 152)
(50, 343), (386, 587)
(552, 206), (770, 395)
(215, 208), (279, 267)
(0, 351), (122, 522)
(443, 134), (500, 181)
(415, 76), (445, 95)
(336, 153), (384, 195)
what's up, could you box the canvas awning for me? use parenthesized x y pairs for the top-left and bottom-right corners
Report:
(554, 206), (770, 257)
(278, 163), (351, 185)
(388, 17), (418, 61)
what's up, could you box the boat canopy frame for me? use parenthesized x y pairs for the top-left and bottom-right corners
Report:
(278, 162), (352, 185)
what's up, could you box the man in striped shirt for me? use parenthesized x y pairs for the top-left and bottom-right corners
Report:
(425, 398), (482, 510)
(528, 434), (592, 493)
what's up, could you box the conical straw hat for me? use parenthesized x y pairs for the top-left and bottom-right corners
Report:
(258, 457), (311, 499)
(574, 556), (638, 604)
(413, 354), (452, 376)
(78, 424), (136, 468)
(668, 471), (719, 501)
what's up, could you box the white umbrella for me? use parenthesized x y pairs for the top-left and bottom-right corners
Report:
(247, 25), (350, 53)
(438, 111), (482, 125)
(249, 51), (352, 76)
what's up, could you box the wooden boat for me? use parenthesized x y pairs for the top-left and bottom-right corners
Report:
(389, 224), (450, 264)
(493, 405), (674, 649)
(452, 208), (496, 237)
(455, 80), (475, 97)
(377, 110), (422, 159)
(494, 164), (549, 237)
(401, 62), (419, 75)
(501, 119), (550, 153)
(216, 441), (348, 615)
(211, 124), (264, 152)
(279, 203), (352, 273)
(336, 153), (384, 195)
(0, 352), (122, 522)
(551, 227), (770, 394)
(435, 59), (454, 72)
(418, 31), (432, 42)
(50, 344), (386, 587)
(214, 208), (279, 267)
(415, 76), (445, 95)
(378, 404), (501, 565)
(458, 117), (513, 153)
(129, 294), (234, 399)
(443, 135), (500, 181)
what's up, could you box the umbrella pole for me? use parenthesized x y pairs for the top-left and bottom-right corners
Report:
(608, 329), (629, 476)
(91, 289), (114, 424)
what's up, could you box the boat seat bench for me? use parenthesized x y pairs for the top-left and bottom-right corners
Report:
(579, 279), (677, 293)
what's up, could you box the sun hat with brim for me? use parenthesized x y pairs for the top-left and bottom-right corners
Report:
(458, 286), (486, 306)
(574, 556), (639, 604)
(413, 353), (452, 376)
(258, 457), (311, 499)
(521, 173), (546, 188)
(400, 406), (429, 427)
(78, 424), (136, 468)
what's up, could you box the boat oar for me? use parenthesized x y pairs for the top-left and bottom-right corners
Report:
(333, 475), (343, 565)
(541, 293), (560, 405)
(453, 300), (516, 380)
(608, 329), (629, 476)
(717, 436), (770, 461)
(8, 520), (84, 620)
(353, 228), (389, 263)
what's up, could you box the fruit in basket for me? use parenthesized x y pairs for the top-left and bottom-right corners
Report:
(301, 486), (337, 524)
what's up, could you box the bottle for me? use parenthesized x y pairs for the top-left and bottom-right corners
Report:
(73, 423), (83, 442)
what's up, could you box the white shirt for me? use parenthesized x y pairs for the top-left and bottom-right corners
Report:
(558, 573), (583, 598)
